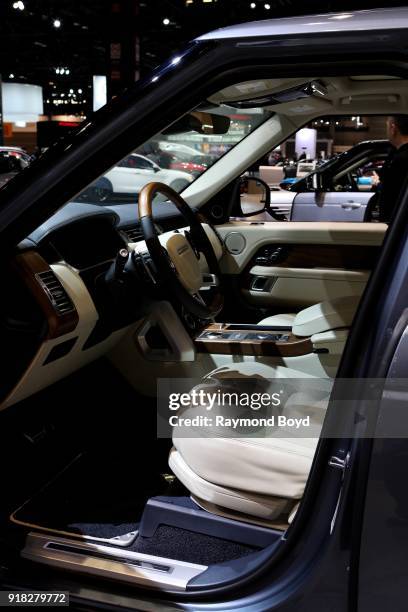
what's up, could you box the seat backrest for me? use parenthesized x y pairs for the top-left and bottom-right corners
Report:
(292, 295), (361, 337)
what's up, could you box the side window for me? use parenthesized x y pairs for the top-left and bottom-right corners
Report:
(235, 114), (389, 222)
(133, 156), (154, 170)
(118, 155), (153, 169)
(118, 156), (134, 168)
(331, 153), (387, 193)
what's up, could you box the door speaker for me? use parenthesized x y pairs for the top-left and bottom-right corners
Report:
(225, 232), (246, 255)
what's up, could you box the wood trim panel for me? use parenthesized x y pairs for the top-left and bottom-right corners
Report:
(13, 251), (79, 339)
(195, 323), (313, 357)
(254, 243), (380, 270)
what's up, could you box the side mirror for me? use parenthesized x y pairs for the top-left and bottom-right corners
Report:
(238, 176), (286, 221)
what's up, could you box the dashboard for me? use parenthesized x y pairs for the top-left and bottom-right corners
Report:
(0, 201), (186, 410)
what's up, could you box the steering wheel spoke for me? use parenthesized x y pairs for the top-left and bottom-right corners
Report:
(138, 182), (224, 320)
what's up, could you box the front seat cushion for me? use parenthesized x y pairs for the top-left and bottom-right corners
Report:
(170, 365), (329, 520)
(171, 435), (318, 518)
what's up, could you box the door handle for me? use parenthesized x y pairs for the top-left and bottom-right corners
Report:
(341, 202), (361, 210)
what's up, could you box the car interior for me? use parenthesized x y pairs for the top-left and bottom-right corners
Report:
(0, 71), (404, 593)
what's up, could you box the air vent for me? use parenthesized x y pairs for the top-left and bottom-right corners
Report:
(124, 227), (143, 243)
(36, 270), (75, 316)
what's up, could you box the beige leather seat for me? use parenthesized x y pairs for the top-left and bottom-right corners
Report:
(258, 312), (296, 327)
(170, 363), (328, 522)
(170, 296), (360, 523)
(258, 294), (361, 333)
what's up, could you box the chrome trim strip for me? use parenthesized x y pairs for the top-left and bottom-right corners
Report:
(22, 532), (207, 591)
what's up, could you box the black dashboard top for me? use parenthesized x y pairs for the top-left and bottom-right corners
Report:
(18, 200), (185, 251)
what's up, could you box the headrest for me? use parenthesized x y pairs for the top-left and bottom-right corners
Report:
(292, 295), (360, 337)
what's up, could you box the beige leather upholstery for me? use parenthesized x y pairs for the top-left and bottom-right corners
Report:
(258, 295), (360, 335)
(291, 295), (360, 336)
(169, 446), (297, 520)
(258, 312), (296, 327)
(170, 297), (360, 522)
(170, 364), (329, 520)
(171, 434), (320, 520)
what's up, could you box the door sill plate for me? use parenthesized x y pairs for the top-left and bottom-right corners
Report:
(22, 532), (207, 591)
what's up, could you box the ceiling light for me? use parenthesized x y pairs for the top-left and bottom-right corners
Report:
(53, 18), (61, 28)
(69, 89), (74, 93)
(250, 2), (256, 7)
(163, 18), (170, 25)
(9, 73), (15, 79)
(264, 3), (270, 9)
(78, 88), (82, 93)
(12, 1), (25, 10)
(66, 69), (70, 75)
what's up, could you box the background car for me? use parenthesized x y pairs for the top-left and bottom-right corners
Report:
(0, 147), (32, 189)
(158, 141), (205, 158)
(79, 153), (193, 202)
(168, 152), (216, 177)
(259, 140), (391, 219)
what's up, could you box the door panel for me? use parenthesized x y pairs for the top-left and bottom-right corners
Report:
(217, 221), (386, 310)
(291, 191), (372, 222)
(243, 266), (370, 308)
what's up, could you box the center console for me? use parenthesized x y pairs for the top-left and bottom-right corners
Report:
(195, 322), (313, 357)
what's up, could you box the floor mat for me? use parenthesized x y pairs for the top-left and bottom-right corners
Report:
(11, 452), (166, 544)
(131, 525), (259, 565)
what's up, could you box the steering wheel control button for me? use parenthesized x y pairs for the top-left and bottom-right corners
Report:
(225, 232), (246, 255)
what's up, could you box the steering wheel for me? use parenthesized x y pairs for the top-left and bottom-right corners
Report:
(138, 182), (224, 320)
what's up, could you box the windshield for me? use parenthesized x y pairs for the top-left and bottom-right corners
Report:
(75, 104), (271, 205)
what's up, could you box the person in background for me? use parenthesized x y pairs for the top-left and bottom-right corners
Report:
(372, 115), (408, 222)
(268, 150), (283, 166)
